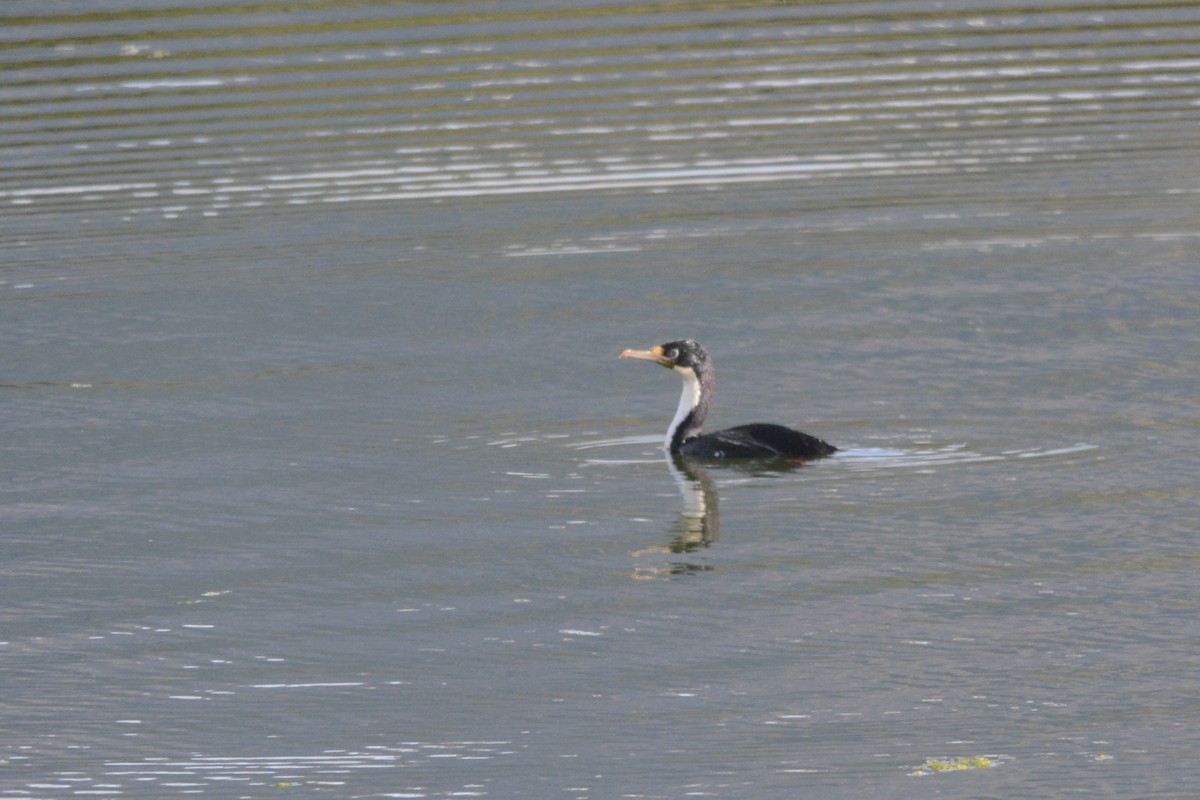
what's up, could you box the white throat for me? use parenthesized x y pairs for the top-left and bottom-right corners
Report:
(665, 366), (702, 451)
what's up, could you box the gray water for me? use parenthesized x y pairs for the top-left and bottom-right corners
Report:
(4, 1), (1200, 797)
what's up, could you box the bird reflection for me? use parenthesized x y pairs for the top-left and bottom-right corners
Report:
(631, 457), (718, 577)
(630, 456), (811, 578)
(667, 455), (719, 553)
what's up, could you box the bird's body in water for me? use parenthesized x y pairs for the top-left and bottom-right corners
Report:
(620, 339), (837, 461)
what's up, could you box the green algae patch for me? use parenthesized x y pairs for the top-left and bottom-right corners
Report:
(911, 755), (995, 776)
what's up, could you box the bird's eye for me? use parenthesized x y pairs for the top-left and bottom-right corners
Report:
(664, 348), (677, 360)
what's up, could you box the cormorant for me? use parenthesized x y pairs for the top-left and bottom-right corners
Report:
(620, 339), (837, 460)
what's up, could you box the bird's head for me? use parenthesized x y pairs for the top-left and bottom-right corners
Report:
(619, 339), (709, 372)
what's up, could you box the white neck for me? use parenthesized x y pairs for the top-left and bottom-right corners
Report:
(665, 366), (702, 452)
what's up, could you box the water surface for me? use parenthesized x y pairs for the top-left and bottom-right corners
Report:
(3, 1), (1200, 797)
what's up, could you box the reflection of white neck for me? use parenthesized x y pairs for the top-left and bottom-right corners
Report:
(665, 366), (702, 452)
(666, 456), (706, 519)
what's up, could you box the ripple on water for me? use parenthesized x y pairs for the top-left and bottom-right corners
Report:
(565, 431), (1100, 474)
(40, 743), (521, 797)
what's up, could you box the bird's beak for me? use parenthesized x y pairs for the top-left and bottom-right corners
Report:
(619, 345), (672, 368)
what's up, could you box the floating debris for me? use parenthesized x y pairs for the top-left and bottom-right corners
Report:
(911, 755), (995, 776)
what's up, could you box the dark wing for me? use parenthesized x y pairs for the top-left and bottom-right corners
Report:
(680, 423), (837, 460)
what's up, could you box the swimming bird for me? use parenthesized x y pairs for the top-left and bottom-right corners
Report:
(620, 339), (837, 460)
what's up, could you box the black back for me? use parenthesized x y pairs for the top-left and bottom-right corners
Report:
(679, 423), (837, 460)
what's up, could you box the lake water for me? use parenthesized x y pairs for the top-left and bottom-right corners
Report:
(4, 1), (1200, 797)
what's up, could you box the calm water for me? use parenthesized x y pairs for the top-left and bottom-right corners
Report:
(4, 1), (1200, 797)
